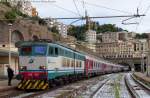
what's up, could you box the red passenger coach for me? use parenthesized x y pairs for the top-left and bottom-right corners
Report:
(84, 54), (125, 77)
(102, 63), (107, 73)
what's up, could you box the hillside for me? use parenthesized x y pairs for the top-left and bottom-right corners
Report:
(0, 3), (53, 42)
(0, 3), (11, 18)
(0, 3), (97, 54)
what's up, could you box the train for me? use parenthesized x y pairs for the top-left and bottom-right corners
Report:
(16, 40), (128, 90)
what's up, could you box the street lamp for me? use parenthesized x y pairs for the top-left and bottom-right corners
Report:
(8, 23), (12, 66)
(141, 53), (145, 73)
(147, 38), (150, 76)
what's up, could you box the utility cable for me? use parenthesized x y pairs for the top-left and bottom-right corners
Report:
(73, 0), (82, 16)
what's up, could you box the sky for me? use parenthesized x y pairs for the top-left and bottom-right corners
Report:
(32, 0), (150, 33)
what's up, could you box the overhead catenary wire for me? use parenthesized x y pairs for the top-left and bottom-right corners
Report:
(51, 4), (80, 16)
(0, 0), (56, 3)
(135, 0), (144, 31)
(72, 0), (82, 16)
(136, 4), (150, 32)
(137, 0), (144, 9)
(82, 0), (88, 17)
(122, 17), (139, 25)
(83, 1), (132, 14)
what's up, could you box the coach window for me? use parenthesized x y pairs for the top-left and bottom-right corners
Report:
(71, 60), (74, 67)
(63, 58), (66, 67)
(61, 49), (64, 56)
(67, 59), (70, 67)
(93, 62), (95, 68)
(79, 61), (82, 68)
(77, 61), (79, 67)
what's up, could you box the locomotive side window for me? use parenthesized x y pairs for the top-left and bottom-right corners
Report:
(55, 47), (58, 55)
(21, 46), (32, 56)
(49, 46), (54, 56)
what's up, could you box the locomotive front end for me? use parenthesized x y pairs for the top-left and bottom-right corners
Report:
(17, 42), (49, 90)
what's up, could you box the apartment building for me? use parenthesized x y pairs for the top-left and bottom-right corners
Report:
(96, 31), (148, 59)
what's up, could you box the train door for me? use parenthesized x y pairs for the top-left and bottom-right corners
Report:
(102, 64), (106, 73)
(90, 60), (93, 75)
(85, 59), (89, 76)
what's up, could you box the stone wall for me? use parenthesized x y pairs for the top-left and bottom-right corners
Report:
(0, 20), (53, 44)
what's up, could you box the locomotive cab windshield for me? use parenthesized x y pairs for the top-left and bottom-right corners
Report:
(20, 45), (47, 56)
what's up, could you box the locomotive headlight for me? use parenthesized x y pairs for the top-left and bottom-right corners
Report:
(20, 66), (27, 70)
(39, 66), (47, 70)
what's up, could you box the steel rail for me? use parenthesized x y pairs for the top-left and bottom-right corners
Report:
(125, 73), (150, 98)
(131, 74), (150, 91)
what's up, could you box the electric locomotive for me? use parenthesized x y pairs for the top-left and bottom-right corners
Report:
(16, 40), (85, 89)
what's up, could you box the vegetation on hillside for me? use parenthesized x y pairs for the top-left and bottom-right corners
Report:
(97, 24), (124, 33)
(1, 2), (45, 25)
(4, 8), (28, 23)
(51, 26), (59, 34)
(68, 25), (87, 41)
(135, 33), (148, 39)
(68, 23), (124, 41)
(1, 1), (11, 7)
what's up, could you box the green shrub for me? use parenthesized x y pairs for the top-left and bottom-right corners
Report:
(1, 1), (11, 7)
(12, 8), (28, 17)
(4, 11), (17, 23)
(4, 8), (29, 23)
(38, 19), (47, 25)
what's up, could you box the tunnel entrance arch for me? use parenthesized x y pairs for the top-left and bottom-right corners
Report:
(118, 62), (131, 71)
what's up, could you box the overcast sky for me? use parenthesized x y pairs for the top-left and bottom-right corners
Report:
(32, 0), (150, 33)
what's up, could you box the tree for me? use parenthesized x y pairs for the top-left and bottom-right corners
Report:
(51, 26), (59, 34)
(97, 24), (123, 33)
(68, 25), (86, 41)
(135, 33), (148, 39)
(38, 18), (47, 25)
(68, 23), (124, 41)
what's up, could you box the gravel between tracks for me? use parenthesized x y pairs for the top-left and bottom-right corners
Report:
(30, 74), (113, 98)
(93, 73), (131, 98)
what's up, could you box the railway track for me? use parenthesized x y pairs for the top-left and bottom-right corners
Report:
(13, 74), (112, 98)
(132, 74), (150, 91)
(0, 88), (25, 98)
(92, 73), (131, 98)
(7, 73), (149, 98)
(27, 75), (112, 98)
(125, 73), (150, 98)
